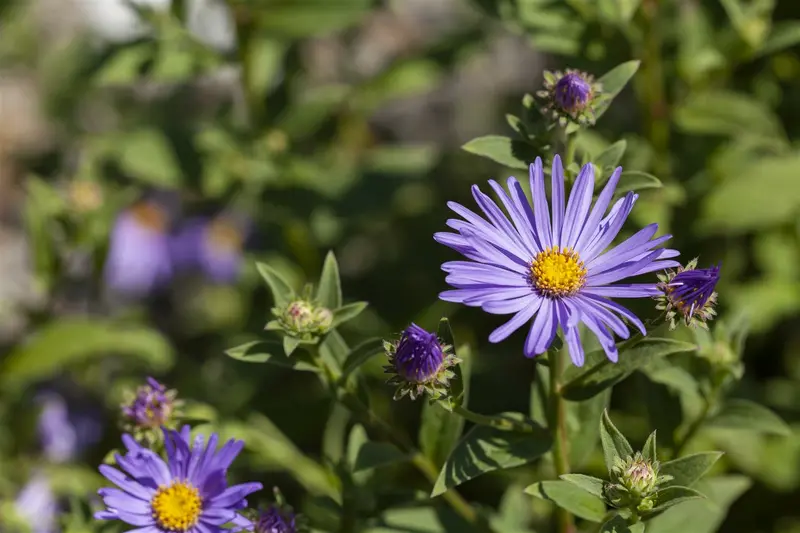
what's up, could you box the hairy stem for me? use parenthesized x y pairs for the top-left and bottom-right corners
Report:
(548, 350), (576, 533)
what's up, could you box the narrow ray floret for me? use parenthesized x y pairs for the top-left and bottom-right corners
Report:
(656, 258), (720, 330)
(434, 156), (680, 366)
(95, 425), (262, 533)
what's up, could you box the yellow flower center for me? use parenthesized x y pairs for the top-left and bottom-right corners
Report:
(151, 481), (202, 531)
(530, 246), (587, 298)
(131, 202), (168, 232)
(207, 218), (243, 252)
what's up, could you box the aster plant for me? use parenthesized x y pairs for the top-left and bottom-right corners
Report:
(120, 377), (182, 447)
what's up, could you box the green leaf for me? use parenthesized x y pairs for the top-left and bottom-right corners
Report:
(645, 475), (751, 533)
(706, 399), (791, 436)
(700, 154), (800, 234)
(461, 135), (529, 169)
(674, 90), (784, 140)
(432, 413), (551, 496)
(600, 515), (645, 533)
(594, 140), (627, 170)
(600, 410), (634, 475)
(283, 336), (301, 356)
(660, 452), (723, 488)
(254, 0), (372, 39)
(116, 128), (182, 186)
(595, 60), (641, 120)
(256, 262), (294, 308)
(420, 401), (465, 469)
(617, 171), (662, 194)
(316, 251), (342, 309)
(332, 302), (368, 328)
(0, 319), (173, 388)
(225, 341), (320, 373)
(525, 480), (607, 522)
(642, 431), (657, 461)
(562, 339), (697, 401)
(353, 442), (408, 473)
(650, 486), (705, 512)
(559, 473), (606, 498)
(758, 21), (800, 57)
(567, 388), (610, 468)
(340, 338), (385, 379)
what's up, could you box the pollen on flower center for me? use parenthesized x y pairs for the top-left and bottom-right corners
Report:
(151, 481), (202, 531)
(530, 247), (587, 298)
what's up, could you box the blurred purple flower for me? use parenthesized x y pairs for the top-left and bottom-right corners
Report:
(171, 215), (249, 284)
(15, 473), (58, 533)
(121, 377), (178, 430)
(104, 200), (174, 297)
(37, 392), (102, 463)
(255, 505), (297, 533)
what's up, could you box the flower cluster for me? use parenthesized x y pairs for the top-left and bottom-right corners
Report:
(104, 195), (250, 298)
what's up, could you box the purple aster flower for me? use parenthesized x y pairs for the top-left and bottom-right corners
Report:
(95, 425), (263, 533)
(254, 505), (297, 533)
(434, 155), (680, 366)
(554, 72), (592, 113)
(121, 377), (179, 430)
(656, 259), (720, 329)
(104, 200), (174, 297)
(171, 216), (249, 284)
(15, 473), (58, 533)
(384, 323), (460, 401)
(37, 392), (102, 463)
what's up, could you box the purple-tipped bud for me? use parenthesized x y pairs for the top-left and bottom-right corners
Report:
(393, 324), (445, 383)
(554, 72), (592, 113)
(537, 69), (600, 127)
(657, 259), (720, 330)
(254, 505), (297, 533)
(121, 377), (178, 430)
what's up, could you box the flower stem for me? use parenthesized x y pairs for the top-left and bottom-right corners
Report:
(453, 405), (536, 433)
(547, 350), (576, 533)
(564, 131), (578, 171)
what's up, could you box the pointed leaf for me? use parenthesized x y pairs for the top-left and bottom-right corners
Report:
(461, 135), (530, 169)
(226, 341), (320, 373)
(562, 339), (697, 401)
(601, 410), (634, 475)
(256, 262), (294, 308)
(332, 302), (368, 328)
(316, 251), (342, 309)
(649, 486), (705, 512)
(432, 413), (551, 496)
(617, 171), (662, 194)
(758, 21), (800, 57)
(706, 399), (790, 436)
(559, 473), (606, 498)
(594, 140), (627, 170)
(642, 431), (657, 461)
(660, 452), (723, 488)
(525, 480), (607, 522)
(283, 336), (301, 356)
(600, 515), (645, 533)
(340, 338), (385, 379)
(353, 442), (408, 473)
(595, 61), (640, 120)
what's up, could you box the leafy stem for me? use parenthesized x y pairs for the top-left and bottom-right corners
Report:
(305, 344), (490, 532)
(548, 349), (576, 533)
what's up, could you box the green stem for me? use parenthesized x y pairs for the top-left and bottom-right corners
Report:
(564, 132), (578, 171)
(547, 350), (576, 533)
(453, 405), (536, 433)
(673, 396), (713, 458)
(309, 347), (488, 531)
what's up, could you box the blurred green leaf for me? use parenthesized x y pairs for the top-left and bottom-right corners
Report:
(600, 409), (634, 475)
(525, 480), (607, 522)
(675, 91), (784, 140)
(256, 262), (295, 308)
(340, 338), (385, 379)
(253, 0), (372, 39)
(616, 171), (662, 194)
(700, 154), (800, 233)
(706, 399), (791, 436)
(595, 60), (641, 120)
(561, 339), (697, 401)
(559, 473), (605, 498)
(432, 413), (551, 496)
(1, 319), (173, 388)
(462, 135), (530, 170)
(116, 129), (183, 187)
(353, 442), (408, 473)
(93, 42), (153, 85)
(649, 486), (705, 513)
(226, 340), (320, 372)
(600, 515), (645, 533)
(758, 21), (800, 57)
(317, 251), (343, 309)
(283, 335), (301, 356)
(420, 401), (465, 469)
(332, 302), (369, 328)
(660, 452), (723, 488)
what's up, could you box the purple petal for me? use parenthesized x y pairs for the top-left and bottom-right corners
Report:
(482, 294), (538, 315)
(583, 294), (647, 336)
(471, 185), (534, 257)
(561, 163), (595, 249)
(529, 159), (553, 249)
(439, 287), (532, 306)
(582, 284), (660, 298)
(556, 301), (584, 366)
(489, 298), (543, 343)
(582, 193), (637, 262)
(574, 166), (622, 254)
(208, 482), (263, 507)
(524, 299), (557, 357)
(489, 178), (541, 255)
(550, 156), (565, 246)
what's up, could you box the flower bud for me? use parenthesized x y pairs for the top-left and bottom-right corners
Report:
(275, 299), (334, 340)
(384, 323), (460, 401)
(537, 69), (601, 127)
(120, 378), (181, 445)
(605, 452), (670, 512)
(656, 258), (720, 330)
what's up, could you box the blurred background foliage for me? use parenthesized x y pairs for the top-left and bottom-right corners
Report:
(0, 0), (800, 531)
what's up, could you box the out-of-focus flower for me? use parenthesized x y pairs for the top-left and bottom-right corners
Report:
(254, 505), (297, 533)
(95, 426), (262, 533)
(435, 155), (679, 366)
(537, 69), (601, 126)
(273, 299), (334, 341)
(37, 392), (102, 463)
(171, 215), (249, 284)
(121, 377), (180, 434)
(15, 473), (58, 533)
(384, 323), (460, 401)
(103, 199), (174, 297)
(656, 259), (720, 330)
